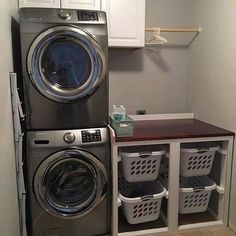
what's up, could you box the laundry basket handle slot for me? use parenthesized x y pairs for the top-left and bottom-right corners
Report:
(139, 152), (152, 158)
(141, 195), (154, 201)
(193, 186), (206, 192)
(197, 149), (209, 154)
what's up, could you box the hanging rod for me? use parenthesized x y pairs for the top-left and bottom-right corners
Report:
(145, 27), (202, 33)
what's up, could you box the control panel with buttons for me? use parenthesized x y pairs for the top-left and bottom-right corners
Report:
(81, 130), (101, 143)
(78, 10), (98, 21)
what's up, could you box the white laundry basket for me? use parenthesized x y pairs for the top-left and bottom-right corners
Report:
(179, 176), (216, 214)
(180, 143), (220, 177)
(158, 161), (217, 214)
(119, 175), (166, 224)
(120, 146), (166, 182)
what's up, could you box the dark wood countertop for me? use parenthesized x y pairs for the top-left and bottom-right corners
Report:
(115, 119), (234, 142)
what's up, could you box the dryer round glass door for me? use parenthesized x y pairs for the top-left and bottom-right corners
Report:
(27, 26), (107, 103)
(34, 149), (108, 218)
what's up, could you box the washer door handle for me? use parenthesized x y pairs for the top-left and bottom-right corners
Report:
(65, 150), (92, 159)
(65, 150), (80, 158)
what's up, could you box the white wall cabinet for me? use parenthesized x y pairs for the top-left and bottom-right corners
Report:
(18, 0), (146, 48)
(61, 0), (101, 10)
(19, 0), (100, 9)
(19, 0), (60, 8)
(101, 0), (145, 47)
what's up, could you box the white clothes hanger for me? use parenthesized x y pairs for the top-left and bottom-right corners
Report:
(145, 27), (168, 45)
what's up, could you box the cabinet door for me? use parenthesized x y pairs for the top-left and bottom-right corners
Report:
(61, 0), (101, 10)
(102, 0), (145, 48)
(19, 0), (60, 8)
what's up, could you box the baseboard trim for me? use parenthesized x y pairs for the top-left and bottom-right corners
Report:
(129, 113), (194, 121)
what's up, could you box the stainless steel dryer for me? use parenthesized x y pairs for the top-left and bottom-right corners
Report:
(26, 128), (111, 236)
(19, 8), (108, 130)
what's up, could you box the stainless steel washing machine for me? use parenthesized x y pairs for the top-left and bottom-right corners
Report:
(20, 8), (109, 130)
(26, 128), (111, 236)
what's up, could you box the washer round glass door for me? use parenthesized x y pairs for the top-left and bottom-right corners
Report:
(34, 149), (108, 218)
(27, 26), (107, 103)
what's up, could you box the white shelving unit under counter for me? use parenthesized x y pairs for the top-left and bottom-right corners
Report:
(109, 114), (234, 236)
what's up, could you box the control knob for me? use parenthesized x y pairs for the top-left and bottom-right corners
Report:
(58, 10), (72, 20)
(63, 132), (76, 143)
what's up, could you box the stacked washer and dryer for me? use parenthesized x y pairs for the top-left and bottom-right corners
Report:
(19, 8), (111, 236)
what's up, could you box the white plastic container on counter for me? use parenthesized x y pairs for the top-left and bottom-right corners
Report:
(111, 105), (126, 121)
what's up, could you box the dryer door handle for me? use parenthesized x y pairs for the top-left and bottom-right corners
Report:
(65, 150), (80, 158)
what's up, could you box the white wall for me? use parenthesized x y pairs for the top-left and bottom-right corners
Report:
(109, 0), (193, 115)
(186, 0), (236, 231)
(0, 0), (20, 235)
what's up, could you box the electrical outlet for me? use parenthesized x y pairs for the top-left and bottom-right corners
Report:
(136, 109), (146, 115)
